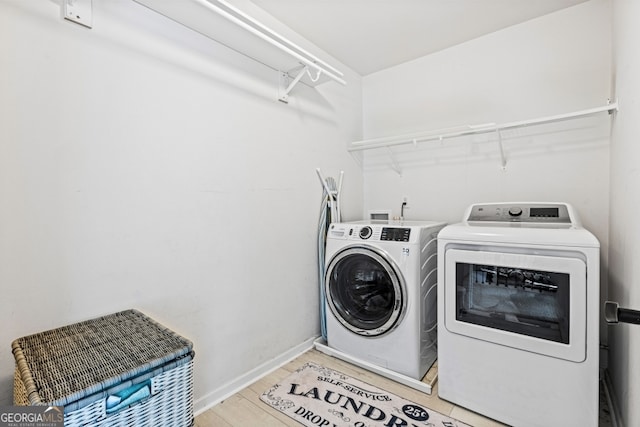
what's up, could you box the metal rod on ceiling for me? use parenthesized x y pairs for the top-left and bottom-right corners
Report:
(193, 0), (346, 85)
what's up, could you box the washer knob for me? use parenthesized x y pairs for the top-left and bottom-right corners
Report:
(508, 207), (523, 217)
(359, 226), (372, 239)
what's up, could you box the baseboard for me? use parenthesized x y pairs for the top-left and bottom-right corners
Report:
(603, 369), (623, 427)
(193, 336), (318, 416)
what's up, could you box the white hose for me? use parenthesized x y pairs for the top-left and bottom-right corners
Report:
(317, 171), (341, 340)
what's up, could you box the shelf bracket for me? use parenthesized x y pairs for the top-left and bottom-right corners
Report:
(279, 65), (317, 103)
(386, 147), (402, 176)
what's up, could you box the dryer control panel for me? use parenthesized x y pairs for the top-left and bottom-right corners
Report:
(466, 203), (573, 224)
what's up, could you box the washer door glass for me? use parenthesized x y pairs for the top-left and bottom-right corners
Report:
(326, 246), (404, 337)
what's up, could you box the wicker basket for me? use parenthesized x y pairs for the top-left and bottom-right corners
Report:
(12, 309), (194, 427)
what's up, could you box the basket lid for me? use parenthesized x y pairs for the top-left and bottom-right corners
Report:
(12, 309), (193, 407)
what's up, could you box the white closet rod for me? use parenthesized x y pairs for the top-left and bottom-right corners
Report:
(216, 0), (342, 77)
(349, 101), (618, 152)
(193, 0), (346, 85)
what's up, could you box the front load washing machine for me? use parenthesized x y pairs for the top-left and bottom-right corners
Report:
(438, 202), (600, 427)
(324, 220), (446, 380)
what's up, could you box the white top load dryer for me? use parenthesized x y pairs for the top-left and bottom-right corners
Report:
(437, 202), (600, 427)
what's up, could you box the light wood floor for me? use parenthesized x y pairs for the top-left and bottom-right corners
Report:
(194, 348), (506, 427)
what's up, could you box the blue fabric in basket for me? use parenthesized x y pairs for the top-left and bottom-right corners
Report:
(106, 381), (151, 414)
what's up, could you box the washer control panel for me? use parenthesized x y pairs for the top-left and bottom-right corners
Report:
(329, 224), (412, 242)
(349, 226), (411, 241)
(467, 203), (572, 224)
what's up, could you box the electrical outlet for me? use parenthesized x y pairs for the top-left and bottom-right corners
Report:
(63, 0), (93, 28)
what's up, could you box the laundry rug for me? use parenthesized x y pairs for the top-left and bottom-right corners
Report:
(260, 362), (471, 427)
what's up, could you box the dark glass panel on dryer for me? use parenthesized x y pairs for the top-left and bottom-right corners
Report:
(455, 263), (570, 344)
(530, 207), (559, 218)
(328, 253), (398, 331)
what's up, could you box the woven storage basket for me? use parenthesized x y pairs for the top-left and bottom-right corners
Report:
(12, 309), (194, 427)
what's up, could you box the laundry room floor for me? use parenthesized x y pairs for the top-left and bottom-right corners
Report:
(194, 348), (613, 426)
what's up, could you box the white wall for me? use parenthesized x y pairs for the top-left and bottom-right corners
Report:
(362, 0), (611, 227)
(0, 0), (362, 409)
(609, 1), (640, 425)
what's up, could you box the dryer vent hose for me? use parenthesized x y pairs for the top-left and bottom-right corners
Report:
(316, 169), (343, 340)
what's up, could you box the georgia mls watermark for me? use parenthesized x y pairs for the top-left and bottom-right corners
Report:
(0, 406), (64, 427)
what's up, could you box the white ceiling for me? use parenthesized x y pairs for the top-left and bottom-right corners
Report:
(250, 0), (589, 75)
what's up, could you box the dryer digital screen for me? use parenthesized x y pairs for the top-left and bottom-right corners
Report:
(530, 207), (559, 218)
(381, 227), (411, 242)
